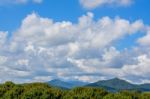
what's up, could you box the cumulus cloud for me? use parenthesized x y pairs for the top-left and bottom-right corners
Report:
(122, 54), (150, 77)
(0, 31), (7, 47)
(137, 27), (150, 46)
(0, 12), (149, 83)
(80, 0), (133, 9)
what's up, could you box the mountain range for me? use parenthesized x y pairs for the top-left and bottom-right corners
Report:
(47, 79), (88, 89)
(47, 78), (150, 92)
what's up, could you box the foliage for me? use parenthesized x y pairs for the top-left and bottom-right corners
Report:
(0, 81), (149, 99)
(63, 87), (108, 99)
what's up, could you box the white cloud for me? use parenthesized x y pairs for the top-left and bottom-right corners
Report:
(122, 54), (150, 76)
(95, 53), (150, 84)
(33, 76), (52, 82)
(0, 31), (7, 46)
(17, 59), (29, 66)
(137, 28), (150, 46)
(0, 56), (7, 64)
(74, 75), (106, 82)
(102, 47), (120, 61)
(0, 12), (150, 83)
(80, 0), (133, 9)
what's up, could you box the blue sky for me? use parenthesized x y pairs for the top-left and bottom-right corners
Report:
(0, 0), (149, 31)
(0, 0), (150, 83)
(0, 0), (149, 49)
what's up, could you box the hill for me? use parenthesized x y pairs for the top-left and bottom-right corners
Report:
(86, 78), (150, 92)
(47, 79), (88, 89)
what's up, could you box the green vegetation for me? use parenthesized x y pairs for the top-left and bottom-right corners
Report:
(0, 81), (149, 99)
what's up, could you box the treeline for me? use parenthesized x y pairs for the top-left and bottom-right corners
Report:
(0, 81), (150, 99)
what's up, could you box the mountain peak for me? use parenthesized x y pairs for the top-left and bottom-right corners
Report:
(86, 77), (135, 91)
(112, 77), (121, 80)
(50, 79), (62, 82)
(109, 77), (125, 82)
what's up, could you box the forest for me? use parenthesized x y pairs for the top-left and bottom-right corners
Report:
(0, 81), (150, 99)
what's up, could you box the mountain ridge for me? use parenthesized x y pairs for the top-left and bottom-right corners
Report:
(85, 78), (150, 92)
(47, 78), (150, 92)
(47, 79), (88, 89)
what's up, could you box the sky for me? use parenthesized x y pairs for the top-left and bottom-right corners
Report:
(0, 0), (150, 84)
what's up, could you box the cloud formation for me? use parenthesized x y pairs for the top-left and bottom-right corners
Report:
(80, 0), (133, 9)
(138, 27), (150, 46)
(0, 12), (149, 83)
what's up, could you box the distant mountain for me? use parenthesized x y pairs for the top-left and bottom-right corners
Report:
(47, 79), (88, 89)
(47, 79), (73, 89)
(136, 84), (150, 91)
(68, 80), (88, 87)
(85, 78), (150, 92)
(47, 78), (150, 92)
(86, 78), (135, 92)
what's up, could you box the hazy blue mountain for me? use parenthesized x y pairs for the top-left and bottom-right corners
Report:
(136, 84), (150, 91)
(47, 79), (88, 89)
(68, 80), (88, 87)
(85, 78), (141, 92)
(47, 78), (150, 92)
(47, 79), (73, 89)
